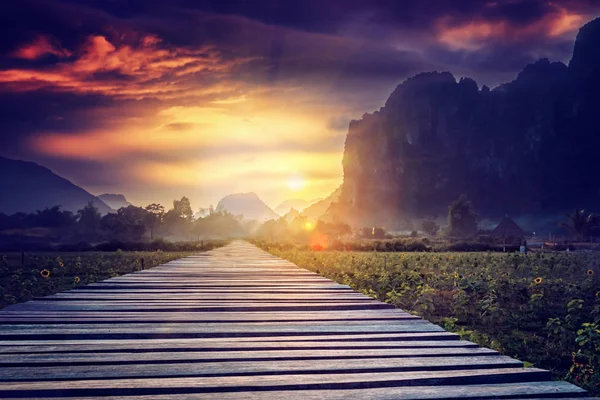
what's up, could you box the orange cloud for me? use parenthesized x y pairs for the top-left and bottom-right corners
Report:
(0, 34), (249, 99)
(438, 20), (506, 50)
(12, 36), (72, 60)
(548, 11), (585, 37)
(436, 5), (587, 50)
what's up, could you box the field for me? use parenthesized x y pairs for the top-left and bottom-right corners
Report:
(0, 250), (199, 310)
(259, 243), (600, 394)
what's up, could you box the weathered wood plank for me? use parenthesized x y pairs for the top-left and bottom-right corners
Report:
(2, 302), (395, 313)
(0, 340), (479, 354)
(0, 348), (503, 366)
(0, 332), (461, 347)
(0, 368), (552, 396)
(0, 359), (528, 382)
(20, 382), (587, 400)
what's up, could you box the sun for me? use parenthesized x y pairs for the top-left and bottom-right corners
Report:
(287, 175), (306, 191)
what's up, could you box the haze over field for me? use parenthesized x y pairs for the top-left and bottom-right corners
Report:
(2, 0), (600, 213)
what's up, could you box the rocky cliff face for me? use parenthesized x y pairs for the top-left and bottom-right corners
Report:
(336, 18), (600, 228)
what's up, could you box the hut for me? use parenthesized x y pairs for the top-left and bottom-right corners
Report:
(492, 217), (525, 246)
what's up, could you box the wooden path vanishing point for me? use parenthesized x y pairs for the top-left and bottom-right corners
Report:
(0, 240), (595, 399)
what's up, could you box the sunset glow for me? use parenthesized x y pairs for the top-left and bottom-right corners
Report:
(0, 0), (598, 209)
(287, 175), (306, 191)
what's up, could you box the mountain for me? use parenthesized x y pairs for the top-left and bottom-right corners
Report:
(274, 199), (309, 215)
(301, 187), (341, 219)
(216, 192), (279, 221)
(332, 18), (600, 229)
(97, 194), (132, 210)
(0, 157), (113, 215)
(283, 207), (301, 223)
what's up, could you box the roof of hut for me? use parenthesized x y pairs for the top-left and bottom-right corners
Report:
(492, 217), (524, 237)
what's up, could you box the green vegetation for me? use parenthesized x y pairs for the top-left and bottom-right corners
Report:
(258, 244), (600, 394)
(447, 194), (478, 237)
(0, 242), (222, 309)
(0, 198), (244, 251)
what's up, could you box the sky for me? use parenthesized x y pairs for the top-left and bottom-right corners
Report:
(0, 0), (599, 211)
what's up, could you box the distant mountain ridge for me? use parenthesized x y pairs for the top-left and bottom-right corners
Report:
(301, 187), (341, 219)
(216, 192), (278, 221)
(0, 157), (113, 215)
(97, 194), (132, 210)
(274, 199), (309, 215)
(333, 17), (600, 229)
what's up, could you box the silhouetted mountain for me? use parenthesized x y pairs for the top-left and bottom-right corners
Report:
(216, 193), (278, 221)
(274, 199), (309, 215)
(97, 194), (132, 210)
(283, 207), (301, 223)
(301, 187), (341, 219)
(0, 157), (113, 215)
(333, 18), (600, 229)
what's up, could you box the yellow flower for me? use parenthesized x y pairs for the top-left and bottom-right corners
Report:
(59, 262), (64, 267)
(587, 269), (594, 276)
(534, 277), (542, 284)
(453, 271), (459, 279)
(74, 276), (80, 284)
(40, 269), (50, 278)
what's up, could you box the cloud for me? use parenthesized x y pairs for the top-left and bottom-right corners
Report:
(0, 33), (245, 99)
(11, 35), (72, 60)
(161, 122), (201, 131)
(435, 3), (588, 51)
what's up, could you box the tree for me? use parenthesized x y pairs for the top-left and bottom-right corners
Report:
(100, 206), (147, 242)
(194, 210), (245, 239)
(560, 209), (599, 241)
(31, 206), (77, 228)
(161, 197), (194, 238)
(359, 226), (386, 239)
(447, 194), (477, 237)
(144, 203), (165, 239)
(173, 196), (193, 222)
(255, 218), (290, 242)
(77, 201), (102, 241)
(315, 220), (352, 238)
(117, 206), (147, 240)
(421, 220), (440, 236)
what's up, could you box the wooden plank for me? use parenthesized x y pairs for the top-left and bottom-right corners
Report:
(2, 302), (395, 313)
(0, 340), (479, 354)
(0, 348), (502, 366)
(0, 368), (552, 396)
(0, 357), (525, 382)
(20, 382), (588, 400)
(0, 332), (461, 348)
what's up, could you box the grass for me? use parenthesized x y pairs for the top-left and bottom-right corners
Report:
(258, 243), (600, 394)
(0, 249), (206, 310)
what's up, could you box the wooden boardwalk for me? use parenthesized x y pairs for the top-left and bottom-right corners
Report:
(0, 240), (593, 399)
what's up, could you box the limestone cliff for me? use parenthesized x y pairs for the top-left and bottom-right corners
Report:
(334, 18), (600, 228)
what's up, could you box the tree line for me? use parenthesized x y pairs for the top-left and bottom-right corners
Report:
(0, 197), (246, 243)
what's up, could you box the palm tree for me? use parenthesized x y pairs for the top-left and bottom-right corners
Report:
(560, 209), (598, 241)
